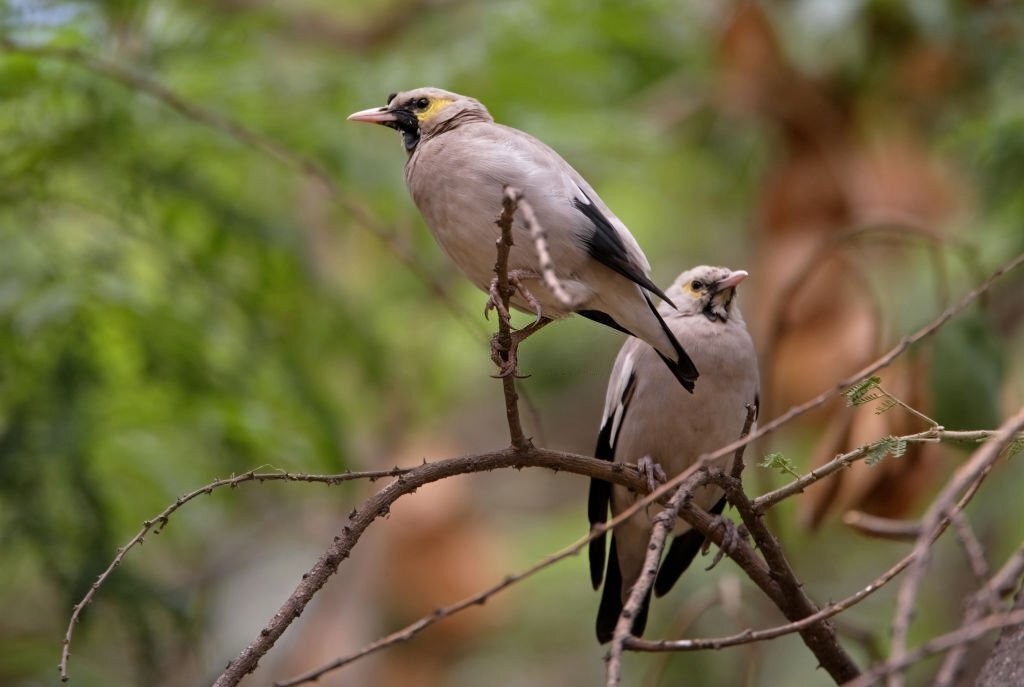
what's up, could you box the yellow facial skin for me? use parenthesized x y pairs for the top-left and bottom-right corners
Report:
(416, 98), (454, 122)
(682, 278), (710, 300)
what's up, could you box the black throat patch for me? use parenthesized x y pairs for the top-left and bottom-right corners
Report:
(384, 109), (420, 152)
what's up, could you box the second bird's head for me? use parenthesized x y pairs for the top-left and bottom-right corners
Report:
(347, 87), (491, 153)
(666, 266), (749, 323)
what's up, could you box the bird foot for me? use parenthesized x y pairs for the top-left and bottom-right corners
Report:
(704, 516), (746, 571)
(489, 316), (552, 378)
(484, 269), (544, 323)
(637, 456), (668, 494)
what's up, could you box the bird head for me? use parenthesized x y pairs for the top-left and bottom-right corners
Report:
(665, 266), (748, 322)
(347, 87), (492, 153)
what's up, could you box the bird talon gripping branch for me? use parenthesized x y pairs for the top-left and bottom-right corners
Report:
(506, 269), (544, 323)
(636, 456), (668, 494)
(484, 278), (512, 322)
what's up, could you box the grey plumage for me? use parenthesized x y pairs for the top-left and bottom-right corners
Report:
(588, 265), (760, 643)
(348, 87), (698, 390)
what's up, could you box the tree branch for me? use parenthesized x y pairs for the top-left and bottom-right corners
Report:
(493, 187), (532, 450)
(888, 405), (1024, 687)
(709, 473), (861, 682)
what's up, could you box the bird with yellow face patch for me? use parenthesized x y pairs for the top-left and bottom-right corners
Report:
(348, 87), (699, 391)
(588, 265), (759, 642)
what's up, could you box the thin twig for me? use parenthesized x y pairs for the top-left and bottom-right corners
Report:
(629, 468), (1010, 655)
(752, 429), (997, 512)
(845, 608), (1024, 687)
(950, 510), (993, 595)
(516, 195), (576, 308)
(888, 406), (1024, 687)
(933, 538), (1024, 687)
(275, 479), (679, 687)
(842, 511), (922, 541)
(492, 187), (532, 450)
(57, 466), (411, 680)
(712, 474), (861, 682)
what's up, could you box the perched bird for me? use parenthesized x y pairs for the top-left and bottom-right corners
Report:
(588, 266), (759, 643)
(348, 87), (698, 390)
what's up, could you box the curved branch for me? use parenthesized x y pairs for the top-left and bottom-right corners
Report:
(209, 446), (653, 686)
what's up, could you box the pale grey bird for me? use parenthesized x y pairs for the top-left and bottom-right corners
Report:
(588, 265), (759, 643)
(347, 87), (698, 390)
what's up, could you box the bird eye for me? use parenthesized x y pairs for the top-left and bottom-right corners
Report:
(415, 97), (430, 109)
(691, 280), (704, 291)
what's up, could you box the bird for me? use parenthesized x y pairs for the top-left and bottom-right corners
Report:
(347, 87), (699, 390)
(588, 265), (760, 643)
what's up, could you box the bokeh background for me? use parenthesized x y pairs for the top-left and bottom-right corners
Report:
(2, 1), (1023, 685)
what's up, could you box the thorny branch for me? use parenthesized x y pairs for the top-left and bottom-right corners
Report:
(845, 608), (1024, 687)
(711, 474), (861, 682)
(887, 405), (1024, 687)
(493, 187), (532, 450)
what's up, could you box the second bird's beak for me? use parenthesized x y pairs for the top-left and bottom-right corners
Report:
(715, 270), (749, 292)
(347, 106), (398, 125)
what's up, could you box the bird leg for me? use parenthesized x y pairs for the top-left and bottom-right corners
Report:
(486, 269), (549, 378)
(637, 456), (668, 494)
(490, 316), (553, 378)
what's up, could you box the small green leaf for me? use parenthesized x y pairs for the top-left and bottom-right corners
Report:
(759, 452), (801, 478)
(864, 436), (906, 466)
(846, 376), (882, 407)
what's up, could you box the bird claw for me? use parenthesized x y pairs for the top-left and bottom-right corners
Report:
(484, 270), (544, 324)
(704, 516), (745, 571)
(488, 316), (552, 378)
(485, 280), (511, 322)
(637, 456), (668, 494)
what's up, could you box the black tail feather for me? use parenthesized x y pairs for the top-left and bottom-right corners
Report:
(588, 479), (611, 589)
(596, 537), (652, 643)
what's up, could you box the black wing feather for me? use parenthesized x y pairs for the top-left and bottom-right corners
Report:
(577, 309), (633, 336)
(588, 369), (637, 589)
(573, 196), (674, 306)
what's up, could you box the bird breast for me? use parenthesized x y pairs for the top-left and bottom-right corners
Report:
(405, 124), (595, 317)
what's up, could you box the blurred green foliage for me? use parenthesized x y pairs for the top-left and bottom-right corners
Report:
(1, 1), (1022, 686)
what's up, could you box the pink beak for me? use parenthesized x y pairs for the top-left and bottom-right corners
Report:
(347, 106), (398, 124)
(716, 270), (749, 291)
